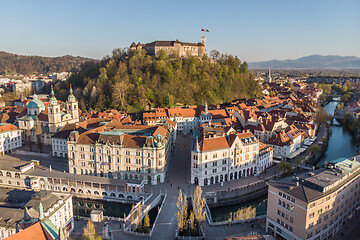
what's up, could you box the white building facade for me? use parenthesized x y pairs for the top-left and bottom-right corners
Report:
(191, 127), (260, 186)
(0, 123), (22, 155)
(68, 123), (176, 185)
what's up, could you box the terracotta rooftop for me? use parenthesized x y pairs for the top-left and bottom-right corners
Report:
(0, 123), (18, 133)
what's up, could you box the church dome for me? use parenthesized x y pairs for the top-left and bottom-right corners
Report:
(28, 99), (45, 109)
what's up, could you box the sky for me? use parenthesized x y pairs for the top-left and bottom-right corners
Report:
(0, 0), (359, 62)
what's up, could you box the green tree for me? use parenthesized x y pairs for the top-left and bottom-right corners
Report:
(189, 211), (195, 234)
(130, 204), (136, 230)
(136, 203), (142, 227)
(82, 220), (101, 240)
(144, 211), (150, 231)
(67, 48), (263, 111)
(315, 107), (329, 126)
(192, 185), (206, 224)
(157, 50), (167, 60)
(176, 190), (187, 231)
(309, 144), (321, 155)
(278, 161), (293, 176)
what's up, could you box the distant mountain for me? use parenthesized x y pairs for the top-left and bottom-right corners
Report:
(0, 51), (98, 75)
(248, 55), (360, 69)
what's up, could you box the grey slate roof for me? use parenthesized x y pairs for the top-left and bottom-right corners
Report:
(268, 161), (360, 203)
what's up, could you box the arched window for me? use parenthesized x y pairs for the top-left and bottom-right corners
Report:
(148, 159), (151, 166)
(73, 168), (76, 174)
(6, 172), (11, 177)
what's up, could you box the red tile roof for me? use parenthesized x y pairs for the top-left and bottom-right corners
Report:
(199, 136), (229, 152)
(6, 222), (47, 240)
(0, 123), (18, 132)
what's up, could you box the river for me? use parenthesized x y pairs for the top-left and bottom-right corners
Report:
(317, 101), (358, 166)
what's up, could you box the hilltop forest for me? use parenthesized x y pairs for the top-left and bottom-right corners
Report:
(0, 51), (96, 75)
(64, 48), (262, 112)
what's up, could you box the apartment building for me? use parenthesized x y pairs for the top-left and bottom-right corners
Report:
(68, 121), (176, 185)
(0, 123), (22, 155)
(191, 124), (267, 186)
(258, 142), (273, 172)
(266, 157), (360, 240)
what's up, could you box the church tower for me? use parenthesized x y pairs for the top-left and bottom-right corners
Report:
(48, 86), (61, 133)
(267, 69), (272, 83)
(66, 84), (79, 123)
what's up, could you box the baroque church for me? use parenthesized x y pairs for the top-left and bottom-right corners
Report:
(17, 86), (79, 145)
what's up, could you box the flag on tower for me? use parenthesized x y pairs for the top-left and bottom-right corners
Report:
(206, 29), (209, 32)
(201, 29), (205, 32)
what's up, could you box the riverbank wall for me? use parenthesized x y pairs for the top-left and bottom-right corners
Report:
(207, 187), (268, 208)
(305, 125), (330, 167)
(206, 181), (268, 208)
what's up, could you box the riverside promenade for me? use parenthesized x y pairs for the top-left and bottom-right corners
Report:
(70, 135), (278, 239)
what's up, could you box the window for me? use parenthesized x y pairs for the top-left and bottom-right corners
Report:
(309, 213), (315, 218)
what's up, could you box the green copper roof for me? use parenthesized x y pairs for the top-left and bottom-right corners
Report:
(28, 99), (45, 109)
(41, 219), (59, 239)
(68, 85), (76, 99)
(49, 86), (57, 102)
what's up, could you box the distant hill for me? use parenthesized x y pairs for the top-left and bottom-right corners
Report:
(248, 55), (360, 69)
(0, 51), (98, 75)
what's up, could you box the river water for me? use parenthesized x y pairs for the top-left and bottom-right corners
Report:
(73, 198), (132, 218)
(317, 101), (358, 166)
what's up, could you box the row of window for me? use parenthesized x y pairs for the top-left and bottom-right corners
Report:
(279, 191), (296, 203)
(276, 218), (293, 232)
(278, 199), (294, 212)
(72, 146), (157, 157)
(277, 209), (294, 223)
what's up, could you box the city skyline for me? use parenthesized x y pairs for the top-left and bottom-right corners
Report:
(0, 0), (359, 62)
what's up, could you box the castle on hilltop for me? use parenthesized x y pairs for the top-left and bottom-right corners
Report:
(130, 36), (206, 58)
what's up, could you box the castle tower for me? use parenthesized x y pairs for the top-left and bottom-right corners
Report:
(48, 86), (61, 133)
(66, 84), (79, 123)
(201, 36), (206, 48)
